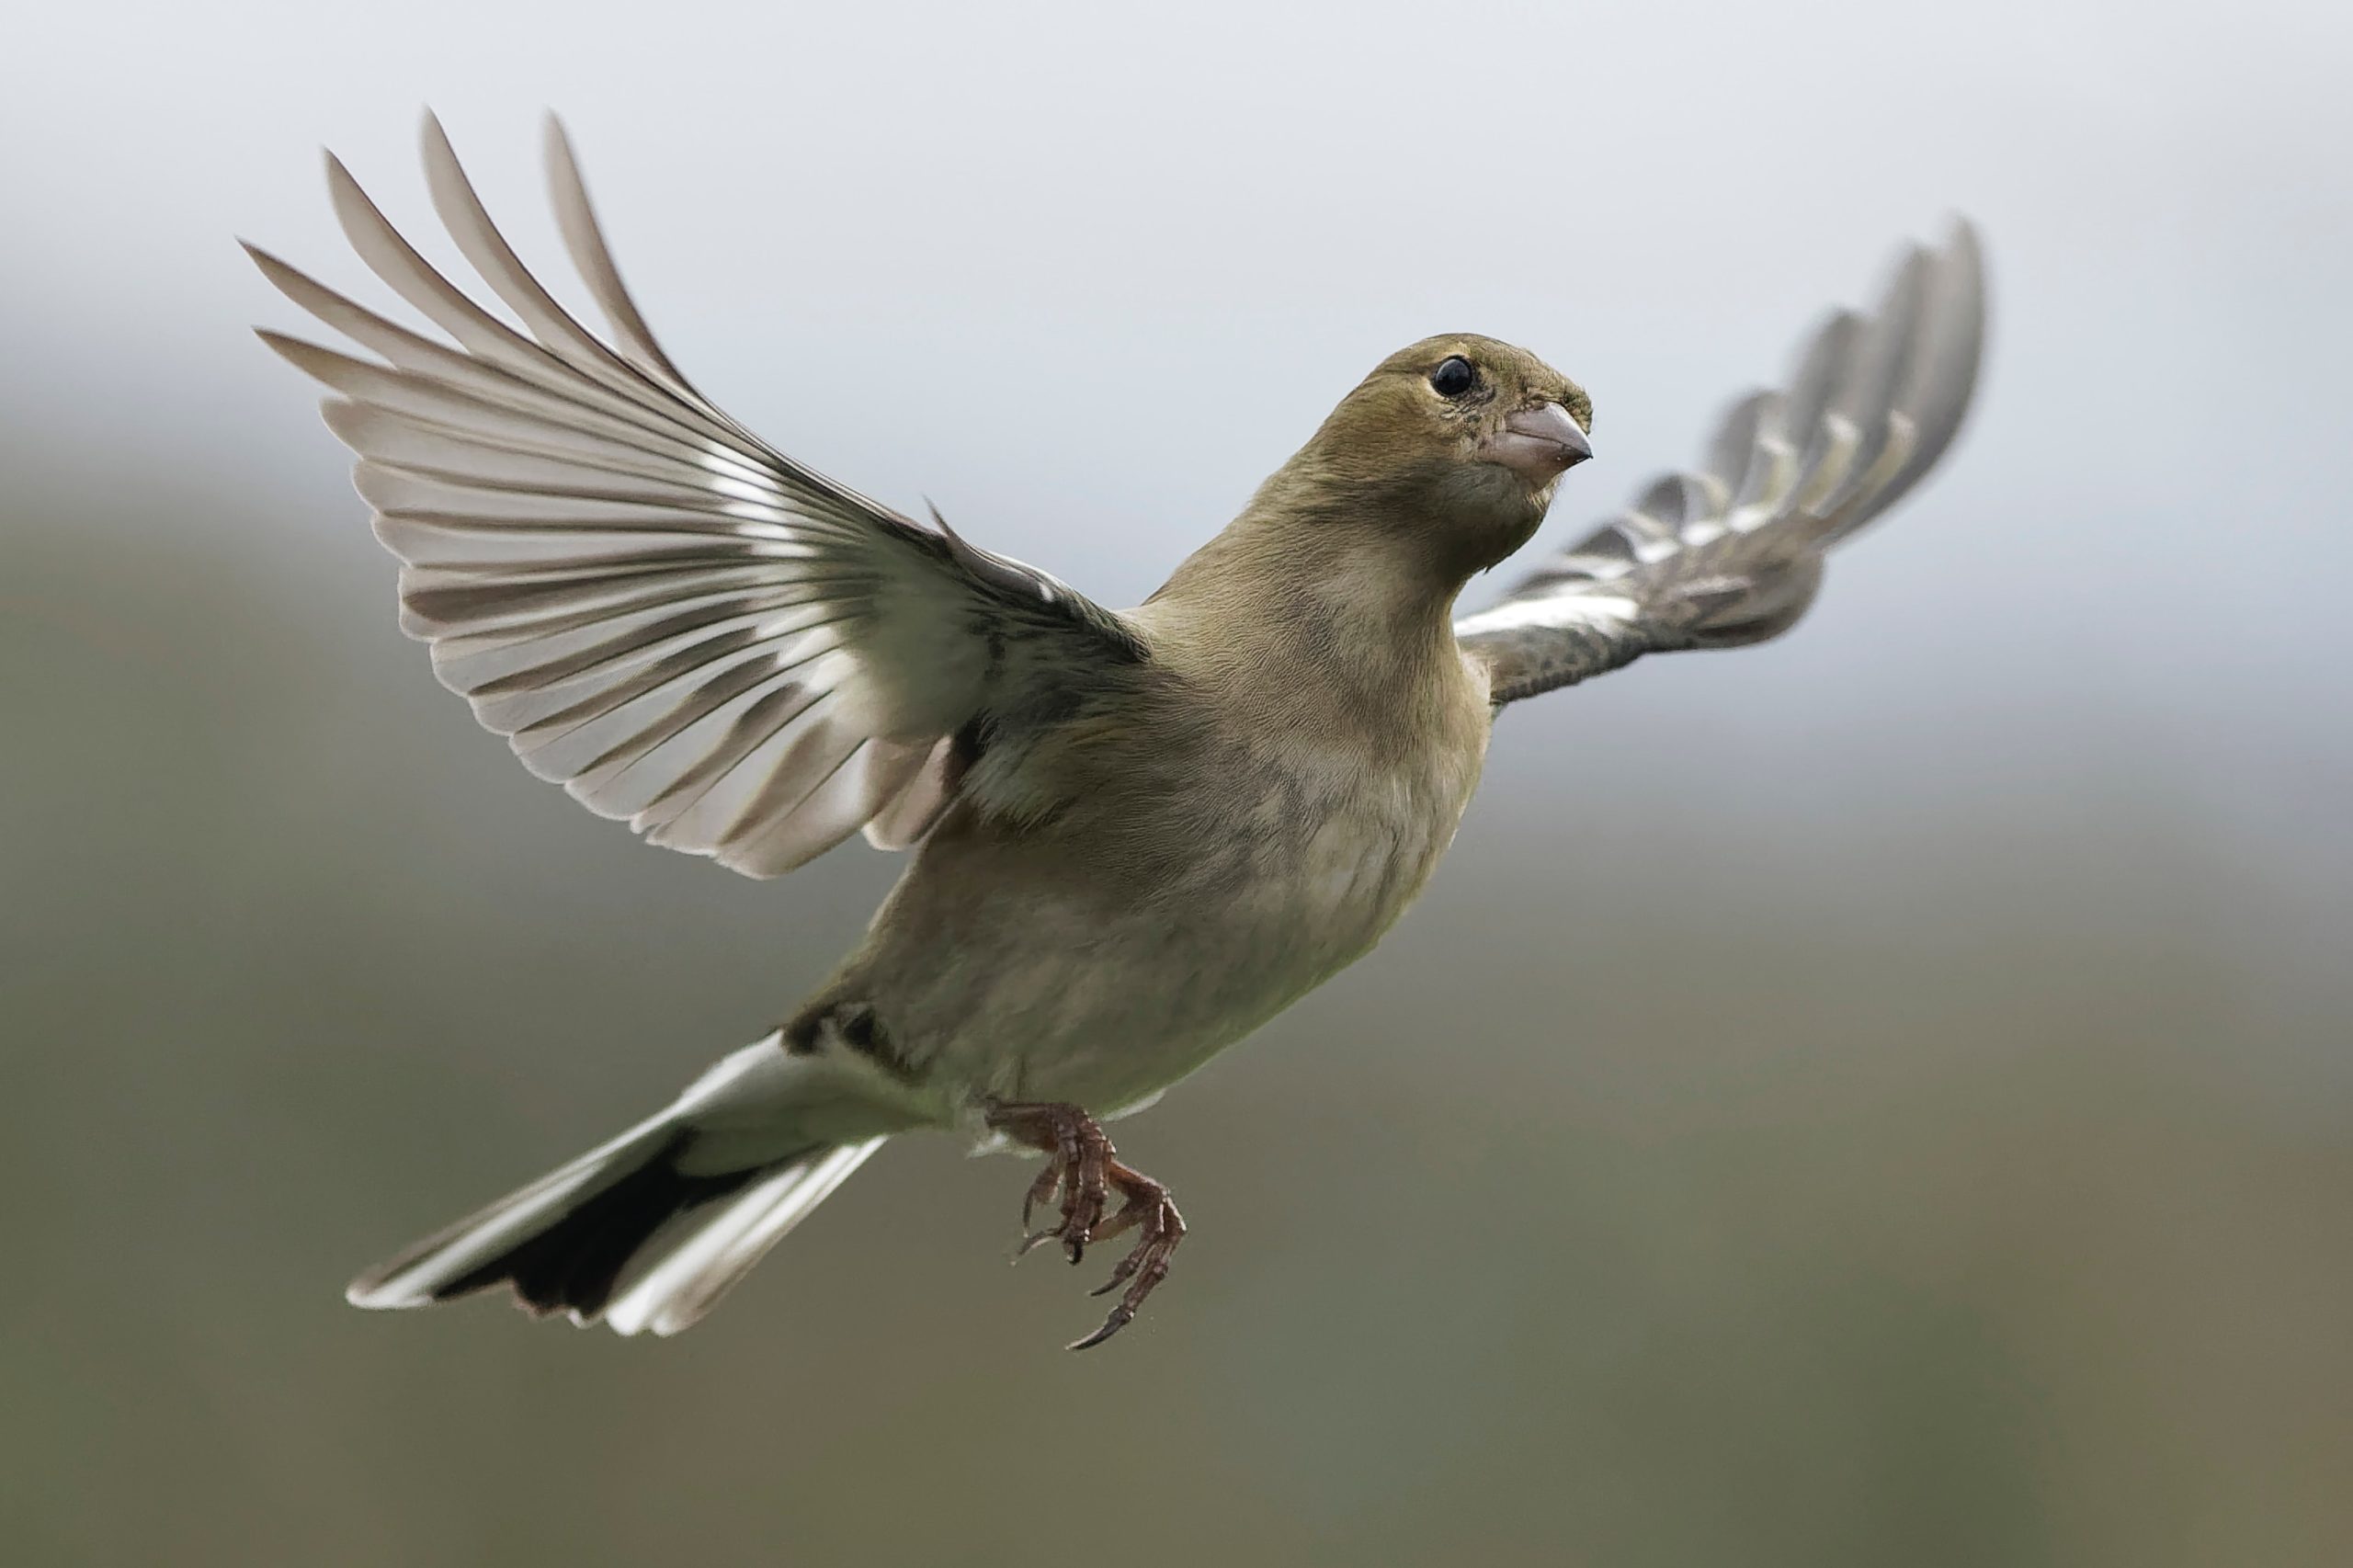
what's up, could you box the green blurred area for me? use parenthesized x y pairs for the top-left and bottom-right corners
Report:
(3, 454), (2348, 1568)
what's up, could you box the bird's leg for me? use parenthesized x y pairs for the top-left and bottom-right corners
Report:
(984, 1102), (1185, 1347)
(986, 1101), (1111, 1264)
(1069, 1158), (1187, 1351)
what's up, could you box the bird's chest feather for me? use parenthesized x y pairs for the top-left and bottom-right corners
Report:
(1151, 648), (1494, 1014)
(847, 649), (1493, 1110)
(982, 715), (1488, 1112)
(1236, 730), (1484, 956)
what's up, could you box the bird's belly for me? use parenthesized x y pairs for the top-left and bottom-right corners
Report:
(892, 743), (1484, 1116)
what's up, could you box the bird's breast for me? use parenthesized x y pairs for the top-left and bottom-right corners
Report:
(831, 646), (1494, 1113)
(1222, 713), (1490, 970)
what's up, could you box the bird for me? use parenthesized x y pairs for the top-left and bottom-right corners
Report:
(249, 112), (1986, 1350)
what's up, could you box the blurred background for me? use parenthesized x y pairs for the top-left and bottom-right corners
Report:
(4, 2), (2348, 1564)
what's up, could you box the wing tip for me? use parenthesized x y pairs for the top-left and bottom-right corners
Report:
(238, 236), (291, 300)
(1908, 215), (1988, 337)
(250, 324), (309, 363)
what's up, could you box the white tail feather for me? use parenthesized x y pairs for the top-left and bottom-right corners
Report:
(605, 1140), (881, 1336)
(345, 1112), (677, 1310)
(346, 1033), (890, 1333)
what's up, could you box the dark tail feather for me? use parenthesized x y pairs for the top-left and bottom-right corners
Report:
(434, 1131), (761, 1321)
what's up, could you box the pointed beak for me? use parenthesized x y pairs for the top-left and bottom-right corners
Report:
(1483, 402), (1594, 481)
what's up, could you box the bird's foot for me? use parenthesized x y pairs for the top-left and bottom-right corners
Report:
(1070, 1160), (1186, 1350)
(986, 1101), (1186, 1349)
(994, 1100), (1112, 1264)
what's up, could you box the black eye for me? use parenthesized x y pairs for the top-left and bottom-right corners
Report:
(1429, 356), (1476, 397)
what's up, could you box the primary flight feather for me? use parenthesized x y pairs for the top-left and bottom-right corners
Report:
(253, 113), (1985, 1348)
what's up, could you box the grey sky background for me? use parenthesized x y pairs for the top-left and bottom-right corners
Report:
(3, 6), (2349, 1564)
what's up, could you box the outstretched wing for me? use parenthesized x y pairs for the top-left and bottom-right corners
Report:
(251, 114), (1146, 877)
(1457, 223), (1985, 706)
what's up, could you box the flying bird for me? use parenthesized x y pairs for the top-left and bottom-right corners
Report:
(250, 114), (1986, 1349)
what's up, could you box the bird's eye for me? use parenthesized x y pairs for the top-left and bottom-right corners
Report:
(1429, 356), (1477, 398)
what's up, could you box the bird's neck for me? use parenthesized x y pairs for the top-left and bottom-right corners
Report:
(1144, 476), (1478, 717)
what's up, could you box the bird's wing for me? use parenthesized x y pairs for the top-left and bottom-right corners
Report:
(1457, 223), (1985, 707)
(252, 115), (1148, 878)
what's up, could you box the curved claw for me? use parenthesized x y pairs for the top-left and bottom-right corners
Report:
(1066, 1308), (1136, 1352)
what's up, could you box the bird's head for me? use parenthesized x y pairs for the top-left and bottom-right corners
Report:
(1289, 334), (1594, 578)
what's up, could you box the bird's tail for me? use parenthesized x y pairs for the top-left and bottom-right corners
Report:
(346, 1036), (887, 1336)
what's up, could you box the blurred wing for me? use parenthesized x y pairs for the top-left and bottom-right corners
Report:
(1458, 222), (1986, 706)
(252, 114), (1145, 877)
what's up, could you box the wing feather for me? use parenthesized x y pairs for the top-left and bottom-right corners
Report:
(1458, 223), (1986, 706)
(254, 115), (1143, 876)
(542, 116), (694, 390)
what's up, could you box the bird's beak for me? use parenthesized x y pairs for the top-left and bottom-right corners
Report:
(1483, 402), (1594, 481)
